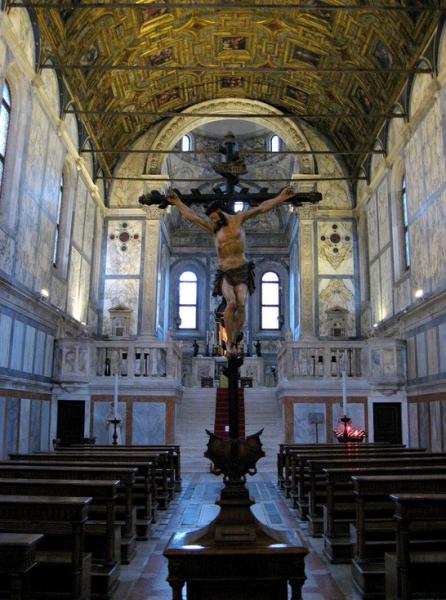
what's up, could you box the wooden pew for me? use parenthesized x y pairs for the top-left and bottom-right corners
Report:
(385, 493), (446, 600)
(0, 478), (120, 599)
(323, 464), (446, 564)
(65, 445), (182, 493)
(9, 454), (158, 539)
(351, 475), (446, 599)
(0, 463), (137, 565)
(0, 495), (92, 600)
(0, 533), (43, 600)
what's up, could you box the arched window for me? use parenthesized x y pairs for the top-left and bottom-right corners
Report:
(269, 134), (281, 153)
(52, 174), (64, 267)
(401, 175), (411, 269)
(0, 80), (11, 194)
(178, 270), (198, 329)
(261, 271), (280, 330)
(181, 134), (192, 152)
(233, 201), (244, 213)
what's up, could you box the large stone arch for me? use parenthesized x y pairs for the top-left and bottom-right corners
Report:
(145, 98), (315, 177)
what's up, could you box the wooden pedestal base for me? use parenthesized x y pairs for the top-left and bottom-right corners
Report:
(164, 481), (308, 600)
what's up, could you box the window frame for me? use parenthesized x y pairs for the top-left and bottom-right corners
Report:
(260, 270), (281, 331)
(180, 134), (192, 152)
(177, 270), (198, 330)
(0, 80), (12, 197)
(269, 134), (282, 153)
(401, 175), (411, 270)
(52, 174), (64, 268)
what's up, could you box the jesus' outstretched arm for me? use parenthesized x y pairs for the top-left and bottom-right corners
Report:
(167, 190), (214, 233)
(239, 186), (296, 222)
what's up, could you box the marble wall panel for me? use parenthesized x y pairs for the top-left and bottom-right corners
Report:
(0, 313), (12, 368)
(41, 133), (64, 219)
(34, 330), (46, 376)
(293, 403), (327, 444)
(408, 403), (419, 447)
(426, 327), (439, 376)
(9, 7), (35, 67)
(439, 323), (446, 373)
(35, 212), (54, 292)
(50, 276), (67, 312)
(10, 320), (24, 371)
(319, 278), (356, 337)
(380, 248), (393, 320)
(103, 279), (140, 335)
(25, 100), (48, 197)
(6, 398), (19, 454)
(418, 401), (430, 449)
(132, 402), (166, 444)
(30, 399), (41, 452)
(407, 336), (417, 380)
(317, 221), (354, 275)
(367, 198), (379, 260)
(427, 191), (446, 291)
(77, 258), (91, 324)
(44, 334), (54, 378)
(72, 187), (87, 249)
(333, 402), (365, 434)
(0, 228), (15, 275)
(410, 211), (430, 296)
(0, 398), (5, 457)
(23, 325), (36, 373)
(105, 220), (142, 276)
(369, 260), (380, 323)
(18, 399), (30, 453)
(416, 332), (427, 378)
(83, 199), (96, 260)
(15, 193), (39, 289)
(394, 278), (411, 314)
(430, 401), (442, 452)
(377, 178), (390, 250)
(93, 401), (127, 445)
(40, 401), (50, 450)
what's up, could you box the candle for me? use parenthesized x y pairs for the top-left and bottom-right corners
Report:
(342, 370), (347, 416)
(113, 373), (119, 418)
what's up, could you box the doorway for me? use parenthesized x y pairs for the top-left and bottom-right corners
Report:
(373, 402), (402, 444)
(56, 400), (85, 446)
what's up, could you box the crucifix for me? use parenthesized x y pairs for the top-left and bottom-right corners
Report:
(139, 131), (321, 440)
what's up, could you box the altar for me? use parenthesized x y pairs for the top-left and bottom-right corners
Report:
(192, 356), (264, 387)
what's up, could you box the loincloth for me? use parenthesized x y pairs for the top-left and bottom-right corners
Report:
(212, 261), (255, 297)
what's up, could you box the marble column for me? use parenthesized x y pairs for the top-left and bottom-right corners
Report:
(141, 206), (164, 338)
(295, 203), (317, 339)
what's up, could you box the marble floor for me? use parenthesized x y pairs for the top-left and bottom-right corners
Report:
(115, 471), (357, 600)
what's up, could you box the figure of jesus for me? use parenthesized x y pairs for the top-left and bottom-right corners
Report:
(167, 187), (295, 355)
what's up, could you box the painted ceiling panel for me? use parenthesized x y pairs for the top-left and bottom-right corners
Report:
(29, 1), (440, 175)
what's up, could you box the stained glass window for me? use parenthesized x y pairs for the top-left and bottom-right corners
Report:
(401, 175), (411, 269)
(0, 80), (11, 193)
(178, 270), (197, 329)
(261, 271), (280, 329)
(52, 175), (64, 267)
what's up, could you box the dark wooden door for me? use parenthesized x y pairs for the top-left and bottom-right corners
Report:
(57, 400), (85, 446)
(373, 402), (402, 444)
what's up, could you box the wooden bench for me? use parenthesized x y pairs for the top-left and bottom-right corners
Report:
(0, 478), (120, 599)
(322, 464), (446, 564)
(0, 532), (43, 600)
(0, 462), (137, 565)
(385, 493), (446, 600)
(0, 495), (92, 600)
(351, 475), (446, 599)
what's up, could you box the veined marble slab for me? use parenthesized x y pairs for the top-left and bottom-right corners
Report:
(293, 402), (327, 444)
(132, 402), (166, 445)
(7, 398), (19, 455)
(93, 401), (127, 445)
(23, 325), (36, 373)
(19, 399), (31, 454)
(0, 313), (12, 368)
(30, 399), (41, 452)
(10, 320), (25, 371)
(40, 400), (50, 451)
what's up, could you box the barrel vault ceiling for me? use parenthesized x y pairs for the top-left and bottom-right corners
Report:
(26, 1), (442, 177)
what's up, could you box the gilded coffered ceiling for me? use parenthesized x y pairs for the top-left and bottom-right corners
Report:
(26, 1), (441, 176)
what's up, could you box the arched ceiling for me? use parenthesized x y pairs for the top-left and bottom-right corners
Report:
(30, 1), (440, 177)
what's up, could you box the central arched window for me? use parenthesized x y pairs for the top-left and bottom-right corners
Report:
(401, 175), (411, 270)
(178, 270), (198, 329)
(261, 271), (280, 329)
(181, 134), (192, 152)
(0, 80), (11, 194)
(269, 134), (282, 153)
(52, 174), (64, 267)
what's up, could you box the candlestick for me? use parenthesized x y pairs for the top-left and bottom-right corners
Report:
(342, 370), (347, 416)
(113, 373), (119, 418)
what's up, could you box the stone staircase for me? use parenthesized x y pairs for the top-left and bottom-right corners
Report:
(176, 387), (216, 472)
(244, 387), (283, 472)
(176, 386), (282, 473)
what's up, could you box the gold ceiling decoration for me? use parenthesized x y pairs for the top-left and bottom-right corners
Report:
(27, 0), (440, 176)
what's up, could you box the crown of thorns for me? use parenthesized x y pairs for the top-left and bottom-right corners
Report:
(205, 200), (234, 216)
